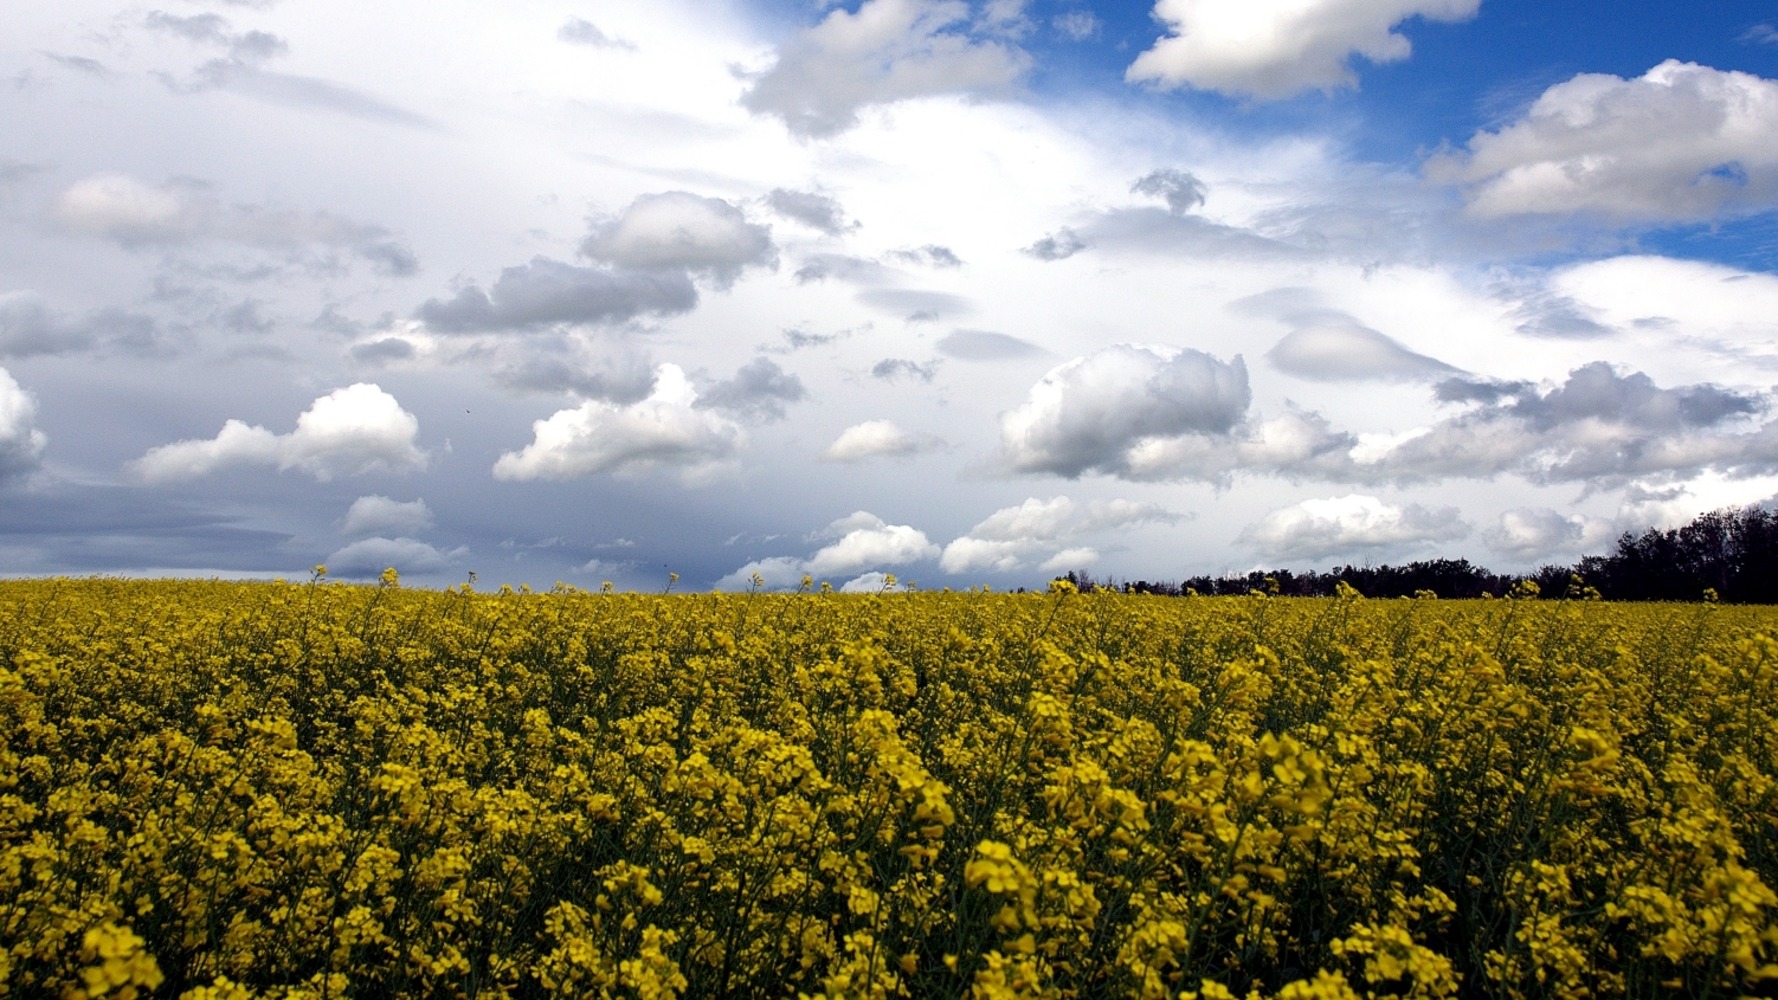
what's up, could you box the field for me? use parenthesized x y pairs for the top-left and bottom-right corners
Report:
(2, 578), (1776, 999)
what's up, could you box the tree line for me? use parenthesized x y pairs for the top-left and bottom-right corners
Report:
(1059, 504), (1778, 603)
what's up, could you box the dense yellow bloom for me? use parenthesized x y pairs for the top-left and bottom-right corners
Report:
(1, 579), (1776, 996)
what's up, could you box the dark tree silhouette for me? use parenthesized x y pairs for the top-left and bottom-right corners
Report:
(1057, 503), (1778, 603)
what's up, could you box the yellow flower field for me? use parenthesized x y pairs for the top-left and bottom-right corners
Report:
(3, 577), (1776, 998)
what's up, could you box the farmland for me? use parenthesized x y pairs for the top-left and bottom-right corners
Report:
(3, 578), (1776, 998)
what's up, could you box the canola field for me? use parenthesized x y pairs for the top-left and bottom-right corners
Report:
(2, 577), (1776, 999)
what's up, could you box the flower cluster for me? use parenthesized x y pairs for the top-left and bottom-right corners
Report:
(2, 578), (1776, 996)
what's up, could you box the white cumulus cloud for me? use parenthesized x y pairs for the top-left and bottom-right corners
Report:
(0, 366), (48, 482)
(717, 511), (938, 589)
(339, 495), (433, 537)
(940, 495), (1178, 574)
(1483, 507), (1588, 563)
(1239, 493), (1471, 561)
(806, 512), (941, 576)
(492, 364), (743, 482)
(1429, 61), (1778, 223)
(1126, 0), (1481, 100)
(581, 192), (777, 289)
(821, 419), (940, 461)
(1000, 344), (1251, 478)
(131, 383), (426, 483)
(324, 536), (461, 578)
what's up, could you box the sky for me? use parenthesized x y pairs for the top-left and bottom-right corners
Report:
(5, 0), (1778, 592)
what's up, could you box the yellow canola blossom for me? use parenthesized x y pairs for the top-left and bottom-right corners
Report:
(1, 578), (1777, 996)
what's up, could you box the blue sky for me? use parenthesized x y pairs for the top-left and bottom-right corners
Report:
(4, 0), (1778, 590)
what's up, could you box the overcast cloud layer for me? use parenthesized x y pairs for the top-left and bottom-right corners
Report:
(5, 0), (1778, 589)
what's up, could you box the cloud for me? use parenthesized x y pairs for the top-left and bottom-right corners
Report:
(1039, 548), (1098, 572)
(581, 192), (776, 289)
(857, 288), (972, 320)
(1023, 227), (1086, 260)
(145, 10), (289, 63)
(324, 536), (460, 578)
(1508, 293), (1613, 339)
(131, 383), (427, 483)
(1070, 208), (1304, 260)
(871, 358), (940, 382)
(1542, 256), (1778, 348)
(54, 174), (417, 273)
(1000, 344), (1251, 478)
(885, 244), (963, 268)
(1126, 0), (1480, 99)
(838, 571), (899, 592)
(806, 514), (939, 575)
(179, 63), (437, 127)
(717, 511), (937, 588)
(1131, 168), (1207, 214)
(1267, 322), (1461, 382)
(0, 367), (48, 483)
(492, 364), (742, 482)
(1053, 11), (1100, 41)
(936, 329), (1042, 361)
(1483, 507), (1587, 563)
(821, 419), (941, 461)
(349, 337), (417, 365)
(981, 0), (1033, 35)
(762, 327), (849, 354)
(741, 0), (1030, 137)
(1742, 24), (1778, 46)
(339, 495), (433, 537)
(0, 293), (161, 357)
(145, 11), (233, 46)
(416, 257), (697, 333)
(489, 336), (659, 403)
(152, 15), (434, 130)
(695, 358), (807, 422)
(43, 53), (113, 79)
(765, 188), (855, 235)
(1239, 494), (1471, 562)
(1427, 61), (1778, 223)
(1119, 410), (1360, 483)
(1370, 363), (1776, 485)
(557, 17), (637, 50)
(795, 254), (895, 285)
(940, 496), (1178, 573)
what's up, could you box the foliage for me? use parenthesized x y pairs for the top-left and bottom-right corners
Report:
(3, 578), (1777, 997)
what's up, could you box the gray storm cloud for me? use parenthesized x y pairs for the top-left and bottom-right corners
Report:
(1371, 364), (1775, 484)
(765, 189), (855, 235)
(417, 258), (698, 333)
(0, 293), (161, 357)
(1130, 168), (1207, 214)
(695, 358), (809, 423)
